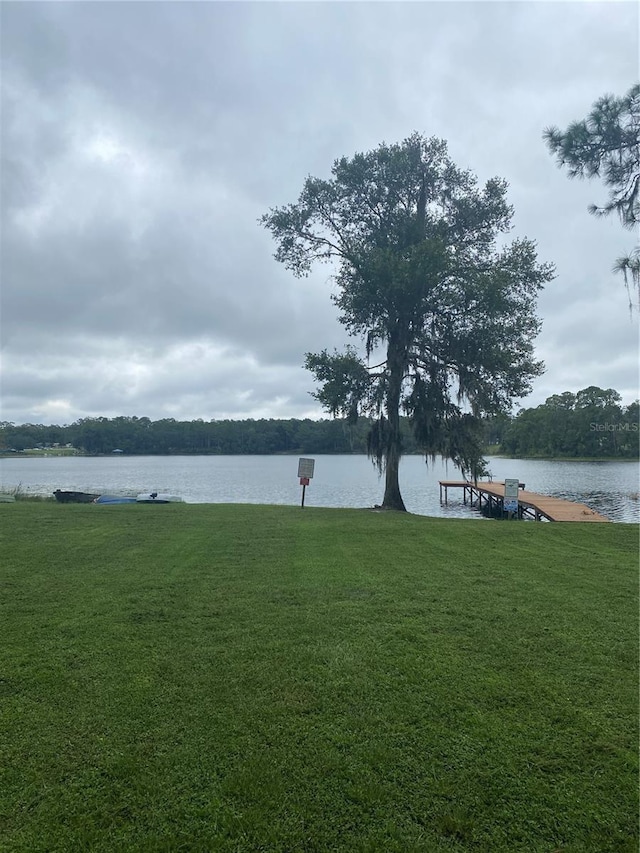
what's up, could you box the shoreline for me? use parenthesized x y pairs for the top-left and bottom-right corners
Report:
(3, 450), (639, 462)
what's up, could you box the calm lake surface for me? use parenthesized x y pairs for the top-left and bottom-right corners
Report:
(1, 454), (638, 522)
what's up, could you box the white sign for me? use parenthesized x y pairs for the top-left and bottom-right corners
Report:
(504, 478), (519, 514)
(504, 479), (520, 499)
(297, 458), (315, 479)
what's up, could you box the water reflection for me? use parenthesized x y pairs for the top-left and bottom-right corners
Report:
(1, 453), (638, 523)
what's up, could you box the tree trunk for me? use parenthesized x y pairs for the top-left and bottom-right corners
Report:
(382, 339), (407, 512)
(382, 434), (406, 511)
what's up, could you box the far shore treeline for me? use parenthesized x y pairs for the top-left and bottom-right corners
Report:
(1, 387), (638, 459)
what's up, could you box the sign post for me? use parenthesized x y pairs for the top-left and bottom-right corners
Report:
(297, 458), (315, 508)
(504, 478), (520, 518)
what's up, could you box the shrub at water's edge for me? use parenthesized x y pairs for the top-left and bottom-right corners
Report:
(0, 483), (54, 501)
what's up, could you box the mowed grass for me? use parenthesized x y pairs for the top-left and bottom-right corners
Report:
(1, 503), (637, 853)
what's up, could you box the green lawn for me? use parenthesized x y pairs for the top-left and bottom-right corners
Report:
(1, 504), (637, 852)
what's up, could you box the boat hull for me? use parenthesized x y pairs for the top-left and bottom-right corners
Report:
(54, 490), (100, 503)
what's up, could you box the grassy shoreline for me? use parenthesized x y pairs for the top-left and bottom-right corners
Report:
(1, 504), (638, 851)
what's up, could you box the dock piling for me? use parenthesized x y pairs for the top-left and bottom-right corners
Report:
(437, 481), (609, 523)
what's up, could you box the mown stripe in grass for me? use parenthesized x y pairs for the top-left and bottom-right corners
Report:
(1, 503), (637, 851)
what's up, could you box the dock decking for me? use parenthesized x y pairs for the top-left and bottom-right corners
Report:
(439, 481), (610, 523)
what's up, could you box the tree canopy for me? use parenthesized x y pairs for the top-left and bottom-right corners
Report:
(544, 83), (640, 303)
(262, 133), (554, 511)
(495, 387), (638, 459)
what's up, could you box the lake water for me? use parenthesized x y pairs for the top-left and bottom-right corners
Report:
(1, 454), (638, 523)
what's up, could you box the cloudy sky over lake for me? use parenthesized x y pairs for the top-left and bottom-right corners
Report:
(1, 0), (638, 426)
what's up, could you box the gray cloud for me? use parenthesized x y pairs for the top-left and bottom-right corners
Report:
(1, 1), (638, 426)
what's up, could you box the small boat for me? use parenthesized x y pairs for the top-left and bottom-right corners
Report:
(136, 492), (184, 504)
(93, 495), (138, 505)
(54, 489), (100, 503)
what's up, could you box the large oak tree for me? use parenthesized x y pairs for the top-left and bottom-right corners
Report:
(262, 134), (554, 511)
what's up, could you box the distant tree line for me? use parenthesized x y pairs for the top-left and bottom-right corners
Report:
(486, 387), (639, 458)
(1, 387), (637, 458)
(0, 416), (414, 456)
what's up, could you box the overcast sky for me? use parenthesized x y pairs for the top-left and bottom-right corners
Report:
(1, 1), (638, 426)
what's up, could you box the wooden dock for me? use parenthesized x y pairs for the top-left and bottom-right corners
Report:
(439, 481), (610, 523)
